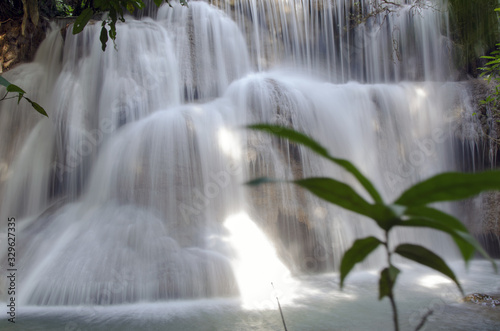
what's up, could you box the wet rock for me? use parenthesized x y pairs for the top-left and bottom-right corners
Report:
(463, 293), (500, 308)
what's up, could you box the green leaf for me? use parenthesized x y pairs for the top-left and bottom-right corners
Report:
(24, 97), (48, 117)
(94, 0), (107, 9)
(247, 124), (329, 156)
(6, 84), (26, 94)
(395, 244), (463, 295)
(340, 236), (382, 288)
(246, 124), (383, 204)
(30, 102), (48, 117)
(247, 176), (398, 230)
(0, 76), (10, 88)
(294, 177), (378, 219)
(134, 0), (146, 9)
(245, 177), (280, 186)
(404, 206), (468, 231)
(395, 171), (500, 206)
(379, 266), (400, 300)
(109, 21), (117, 40)
(154, 0), (163, 7)
(100, 25), (109, 52)
(73, 8), (94, 35)
(401, 206), (497, 271)
(401, 218), (475, 261)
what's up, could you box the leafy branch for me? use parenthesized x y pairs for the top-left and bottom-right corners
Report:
(72, 0), (188, 51)
(348, 0), (437, 27)
(0, 76), (48, 117)
(247, 124), (498, 331)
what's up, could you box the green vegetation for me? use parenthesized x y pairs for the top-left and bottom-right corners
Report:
(448, 0), (500, 75)
(479, 8), (500, 112)
(1, 1), (189, 52)
(1, 1), (189, 115)
(0, 76), (47, 117)
(72, 0), (188, 51)
(247, 124), (498, 331)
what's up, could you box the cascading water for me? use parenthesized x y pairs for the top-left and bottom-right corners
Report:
(0, 0), (498, 330)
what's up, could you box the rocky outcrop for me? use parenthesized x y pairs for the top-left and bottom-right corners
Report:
(0, 18), (48, 73)
(456, 78), (500, 257)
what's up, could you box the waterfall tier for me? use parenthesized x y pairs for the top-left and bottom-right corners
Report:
(0, 0), (489, 306)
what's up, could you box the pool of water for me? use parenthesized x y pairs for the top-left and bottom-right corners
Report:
(1, 260), (498, 331)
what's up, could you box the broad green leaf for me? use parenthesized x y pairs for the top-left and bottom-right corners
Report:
(0, 76), (10, 88)
(126, 3), (135, 12)
(73, 8), (94, 34)
(395, 244), (463, 295)
(379, 266), (400, 300)
(24, 97), (48, 117)
(395, 171), (500, 206)
(247, 124), (330, 156)
(7, 84), (26, 94)
(404, 206), (467, 231)
(340, 236), (382, 288)
(294, 177), (378, 220)
(247, 124), (383, 204)
(247, 176), (397, 229)
(154, 0), (163, 6)
(402, 207), (496, 271)
(400, 218), (475, 262)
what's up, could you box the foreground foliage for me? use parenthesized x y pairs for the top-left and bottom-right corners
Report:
(247, 124), (498, 331)
(479, 8), (500, 111)
(0, 76), (47, 117)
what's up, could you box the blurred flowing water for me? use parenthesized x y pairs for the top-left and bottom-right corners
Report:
(0, 1), (498, 330)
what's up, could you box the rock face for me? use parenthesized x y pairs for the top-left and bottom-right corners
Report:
(455, 79), (500, 258)
(0, 18), (48, 73)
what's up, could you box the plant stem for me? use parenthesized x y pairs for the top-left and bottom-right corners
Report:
(414, 309), (433, 331)
(385, 231), (399, 331)
(272, 282), (288, 331)
(388, 293), (400, 331)
(0, 94), (18, 102)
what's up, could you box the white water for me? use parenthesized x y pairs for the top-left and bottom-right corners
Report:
(0, 0), (498, 329)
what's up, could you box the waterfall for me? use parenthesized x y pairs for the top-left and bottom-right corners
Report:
(0, 0), (486, 307)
